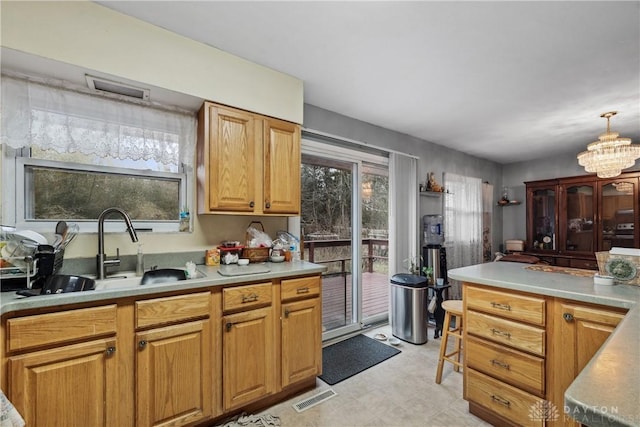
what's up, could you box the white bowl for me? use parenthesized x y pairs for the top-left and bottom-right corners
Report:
(388, 337), (400, 346)
(270, 255), (285, 263)
(237, 258), (250, 266)
(593, 274), (614, 286)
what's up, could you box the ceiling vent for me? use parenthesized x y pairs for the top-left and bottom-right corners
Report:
(85, 75), (150, 100)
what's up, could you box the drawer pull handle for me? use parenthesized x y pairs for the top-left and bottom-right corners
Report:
(490, 302), (512, 311)
(491, 394), (511, 407)
(490, 359), (510, 370)
(138, 340), (147, 349)
(296, 287), (310, 294)
(242, 293), (259, 303)
(490, 328), (511, 339)
(105, 346), (116, 356)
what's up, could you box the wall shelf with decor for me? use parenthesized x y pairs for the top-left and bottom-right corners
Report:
(420, 191), (451, 197)
(496, 200), (521, 207)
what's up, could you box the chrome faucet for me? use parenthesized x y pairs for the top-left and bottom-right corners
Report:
(96, 207), (138, 279)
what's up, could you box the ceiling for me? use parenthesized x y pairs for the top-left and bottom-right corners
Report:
(15, 2), (640, 165)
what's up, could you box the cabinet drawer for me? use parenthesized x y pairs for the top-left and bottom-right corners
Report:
(466, 310), (545, 356)
(466, 336), (544, 396)
(223, 282), (272, 312)
(568, 258), (598, 270)
(466, 286), (545, 326)
(136, 292), (211, 329)
(281, 276), (320, 301)
(7, 305), (117, 352)
(467, 369), (544, 427)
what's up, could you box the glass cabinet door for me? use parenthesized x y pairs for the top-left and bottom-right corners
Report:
(528, 187), (556, 250)
(599, 179), (638, 250)
(561, 183), (595, 254)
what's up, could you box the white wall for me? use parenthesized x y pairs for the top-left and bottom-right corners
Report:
(1, 0), (297, 259)
(1, 1), (303, 124)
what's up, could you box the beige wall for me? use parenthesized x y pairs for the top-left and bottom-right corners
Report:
(1, 0), (297, 259)
(1, 1), (303, 124)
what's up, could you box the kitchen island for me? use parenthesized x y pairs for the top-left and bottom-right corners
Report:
(449, 261), (640, 427)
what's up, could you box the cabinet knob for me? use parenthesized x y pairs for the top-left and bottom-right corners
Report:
(226, 322), (233, 332)
(249, 201), (255, 208)
(265, 201), (271, 209)
(105, 346), (116, 356)
(563, 312), (574, 322)
(138, 340), (148, 349)
(284, 308), (290, 318)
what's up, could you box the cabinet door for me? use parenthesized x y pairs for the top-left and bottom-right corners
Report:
(598, 178), (639, 251)
(136, 320), (212, 427)
(526, 181), (557, 251)
(208, 105), (256, 212)
(551, 302), (626, 426)
(559, 181), (596, 254)
(282, 298), (322, 388)
(263, 118), (301, 214)
(8, 338), (118, 427)
(222, 306), (275, 411)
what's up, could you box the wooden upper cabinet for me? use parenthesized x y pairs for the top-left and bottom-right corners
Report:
(206, 104), (256, 212)
(525, 172), (640, 267)
(597, 177), (639, 251)
(197, 102), (301, 215)
(263, 117), (301, 214)
(559, 178), (596, 255)
(525, 179), (558, 252)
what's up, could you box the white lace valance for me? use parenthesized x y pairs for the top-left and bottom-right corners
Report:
(1, 75), (196, 167)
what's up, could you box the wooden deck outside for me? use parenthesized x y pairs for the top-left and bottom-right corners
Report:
(321, 271), (389, 330)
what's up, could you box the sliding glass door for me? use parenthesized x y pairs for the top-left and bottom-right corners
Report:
(300, 139), (388, 340)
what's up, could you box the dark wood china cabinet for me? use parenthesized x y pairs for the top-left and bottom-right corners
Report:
(525, 171), (640, 269)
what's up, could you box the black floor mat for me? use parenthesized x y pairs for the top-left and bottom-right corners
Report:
(319, 334), (401, 385)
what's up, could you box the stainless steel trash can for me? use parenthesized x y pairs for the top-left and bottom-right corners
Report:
(390, 273), (428, 344)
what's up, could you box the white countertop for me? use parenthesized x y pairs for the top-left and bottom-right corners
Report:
(449, 261), (640, 427)
(0, 261), (326, 316)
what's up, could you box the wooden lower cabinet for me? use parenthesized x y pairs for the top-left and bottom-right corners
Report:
(464, 282), (628, 427)
(8, 337), (118, 427)
(467, 369), (544, 427)
(222, 305), (276, 411)
(281, 297), (322, 388)
(136, 319), (212, 427)
(547, 301), (626, 426)
(1, 274), (323, 426)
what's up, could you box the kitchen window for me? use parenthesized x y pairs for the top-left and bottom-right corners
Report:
(1, 74), (196, 233)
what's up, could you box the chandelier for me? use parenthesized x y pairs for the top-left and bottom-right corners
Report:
(577, 111), (640, 178)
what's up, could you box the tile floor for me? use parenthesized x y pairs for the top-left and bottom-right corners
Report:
(260, 324), (491, 427)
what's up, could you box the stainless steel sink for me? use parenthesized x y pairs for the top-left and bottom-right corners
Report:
(94, 268), (206, 290)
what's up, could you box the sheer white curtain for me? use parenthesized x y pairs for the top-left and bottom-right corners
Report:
(483, 182), (494, 262)
(389, 153), (418, 275)
(444, 172), (483, 298)
(1, 75), (196, 167)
